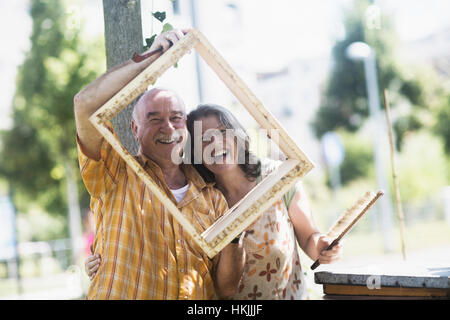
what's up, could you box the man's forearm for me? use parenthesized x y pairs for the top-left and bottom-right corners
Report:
(74, 56), (157, 116)
(74, 28), (184, 117)
(73, 56), (158, 160)
(73, 29), (185, 160)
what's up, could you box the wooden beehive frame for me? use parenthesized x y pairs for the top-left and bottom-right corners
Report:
(89, 29), (314, 258)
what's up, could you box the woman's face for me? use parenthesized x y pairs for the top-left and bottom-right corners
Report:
(198, 115), (239, 175)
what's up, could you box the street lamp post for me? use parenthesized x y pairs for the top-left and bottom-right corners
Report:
(346, 41), (394, 253)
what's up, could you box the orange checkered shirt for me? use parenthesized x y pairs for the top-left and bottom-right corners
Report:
(77, 126), (228, 300)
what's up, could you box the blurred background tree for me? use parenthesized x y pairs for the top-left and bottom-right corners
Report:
(311, 0), (450, 187)
(0, 0), (104, 243)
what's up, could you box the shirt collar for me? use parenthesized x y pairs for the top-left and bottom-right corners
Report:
(135, 151), (210, 192)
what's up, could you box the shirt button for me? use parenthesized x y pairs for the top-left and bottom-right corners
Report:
(180, 268), (184, 273)
(177, 239), (182, 244)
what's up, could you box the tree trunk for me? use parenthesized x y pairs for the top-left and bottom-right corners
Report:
(103, 0), (143, 154)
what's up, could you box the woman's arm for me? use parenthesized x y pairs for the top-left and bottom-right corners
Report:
(212, 239), (246, 299)
(288, 184), (343, 264)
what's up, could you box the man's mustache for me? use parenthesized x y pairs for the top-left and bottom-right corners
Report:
(154, 132), (183, 143)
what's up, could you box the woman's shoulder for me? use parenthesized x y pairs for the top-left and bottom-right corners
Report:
(258, 158), (303, 210)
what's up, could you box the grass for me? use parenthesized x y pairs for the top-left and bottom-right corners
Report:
(342, 220), (450, 258)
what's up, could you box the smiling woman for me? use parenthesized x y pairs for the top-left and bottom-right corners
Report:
(186, 103), (261, 184)
(184, 103), (343, 300)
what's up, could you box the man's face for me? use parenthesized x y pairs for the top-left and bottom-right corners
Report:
(132, 91), (188, 167)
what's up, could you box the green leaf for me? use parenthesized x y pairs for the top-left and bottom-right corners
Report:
(152, 11), (166, 23)
(162, 23), (174, 33)
(144, 34), (157, 50)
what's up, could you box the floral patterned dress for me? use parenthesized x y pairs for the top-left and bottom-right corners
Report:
(231, 160), (307, 300)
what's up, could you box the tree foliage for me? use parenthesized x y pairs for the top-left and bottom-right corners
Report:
(0, 0), (104, 221)
(336, 131), (374, 186)
(311, 0), (426, 140)
(312, 0), (450, 187)
(433, 93), (450, 155)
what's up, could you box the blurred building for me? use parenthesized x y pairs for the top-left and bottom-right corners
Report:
(401, 26), (450, 79)
(253, 58), (329, 165)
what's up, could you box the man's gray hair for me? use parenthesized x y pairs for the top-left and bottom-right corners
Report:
(132, 102), (140, 123)
(132, 88), (186, 125)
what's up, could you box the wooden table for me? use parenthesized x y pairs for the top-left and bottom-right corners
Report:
(314, 262), (450, 299)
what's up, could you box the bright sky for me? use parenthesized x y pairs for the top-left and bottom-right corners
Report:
(1, 0), (449, 130)
(0, 0), (31, 130)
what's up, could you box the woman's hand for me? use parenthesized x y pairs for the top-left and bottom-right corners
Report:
(85, 253), (101, 280)
(316, 235), (343, 265)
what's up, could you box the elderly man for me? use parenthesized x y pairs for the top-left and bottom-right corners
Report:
(74, 29), (245, 299)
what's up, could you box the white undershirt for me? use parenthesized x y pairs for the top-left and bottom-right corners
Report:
(170, 184), (189, 203)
